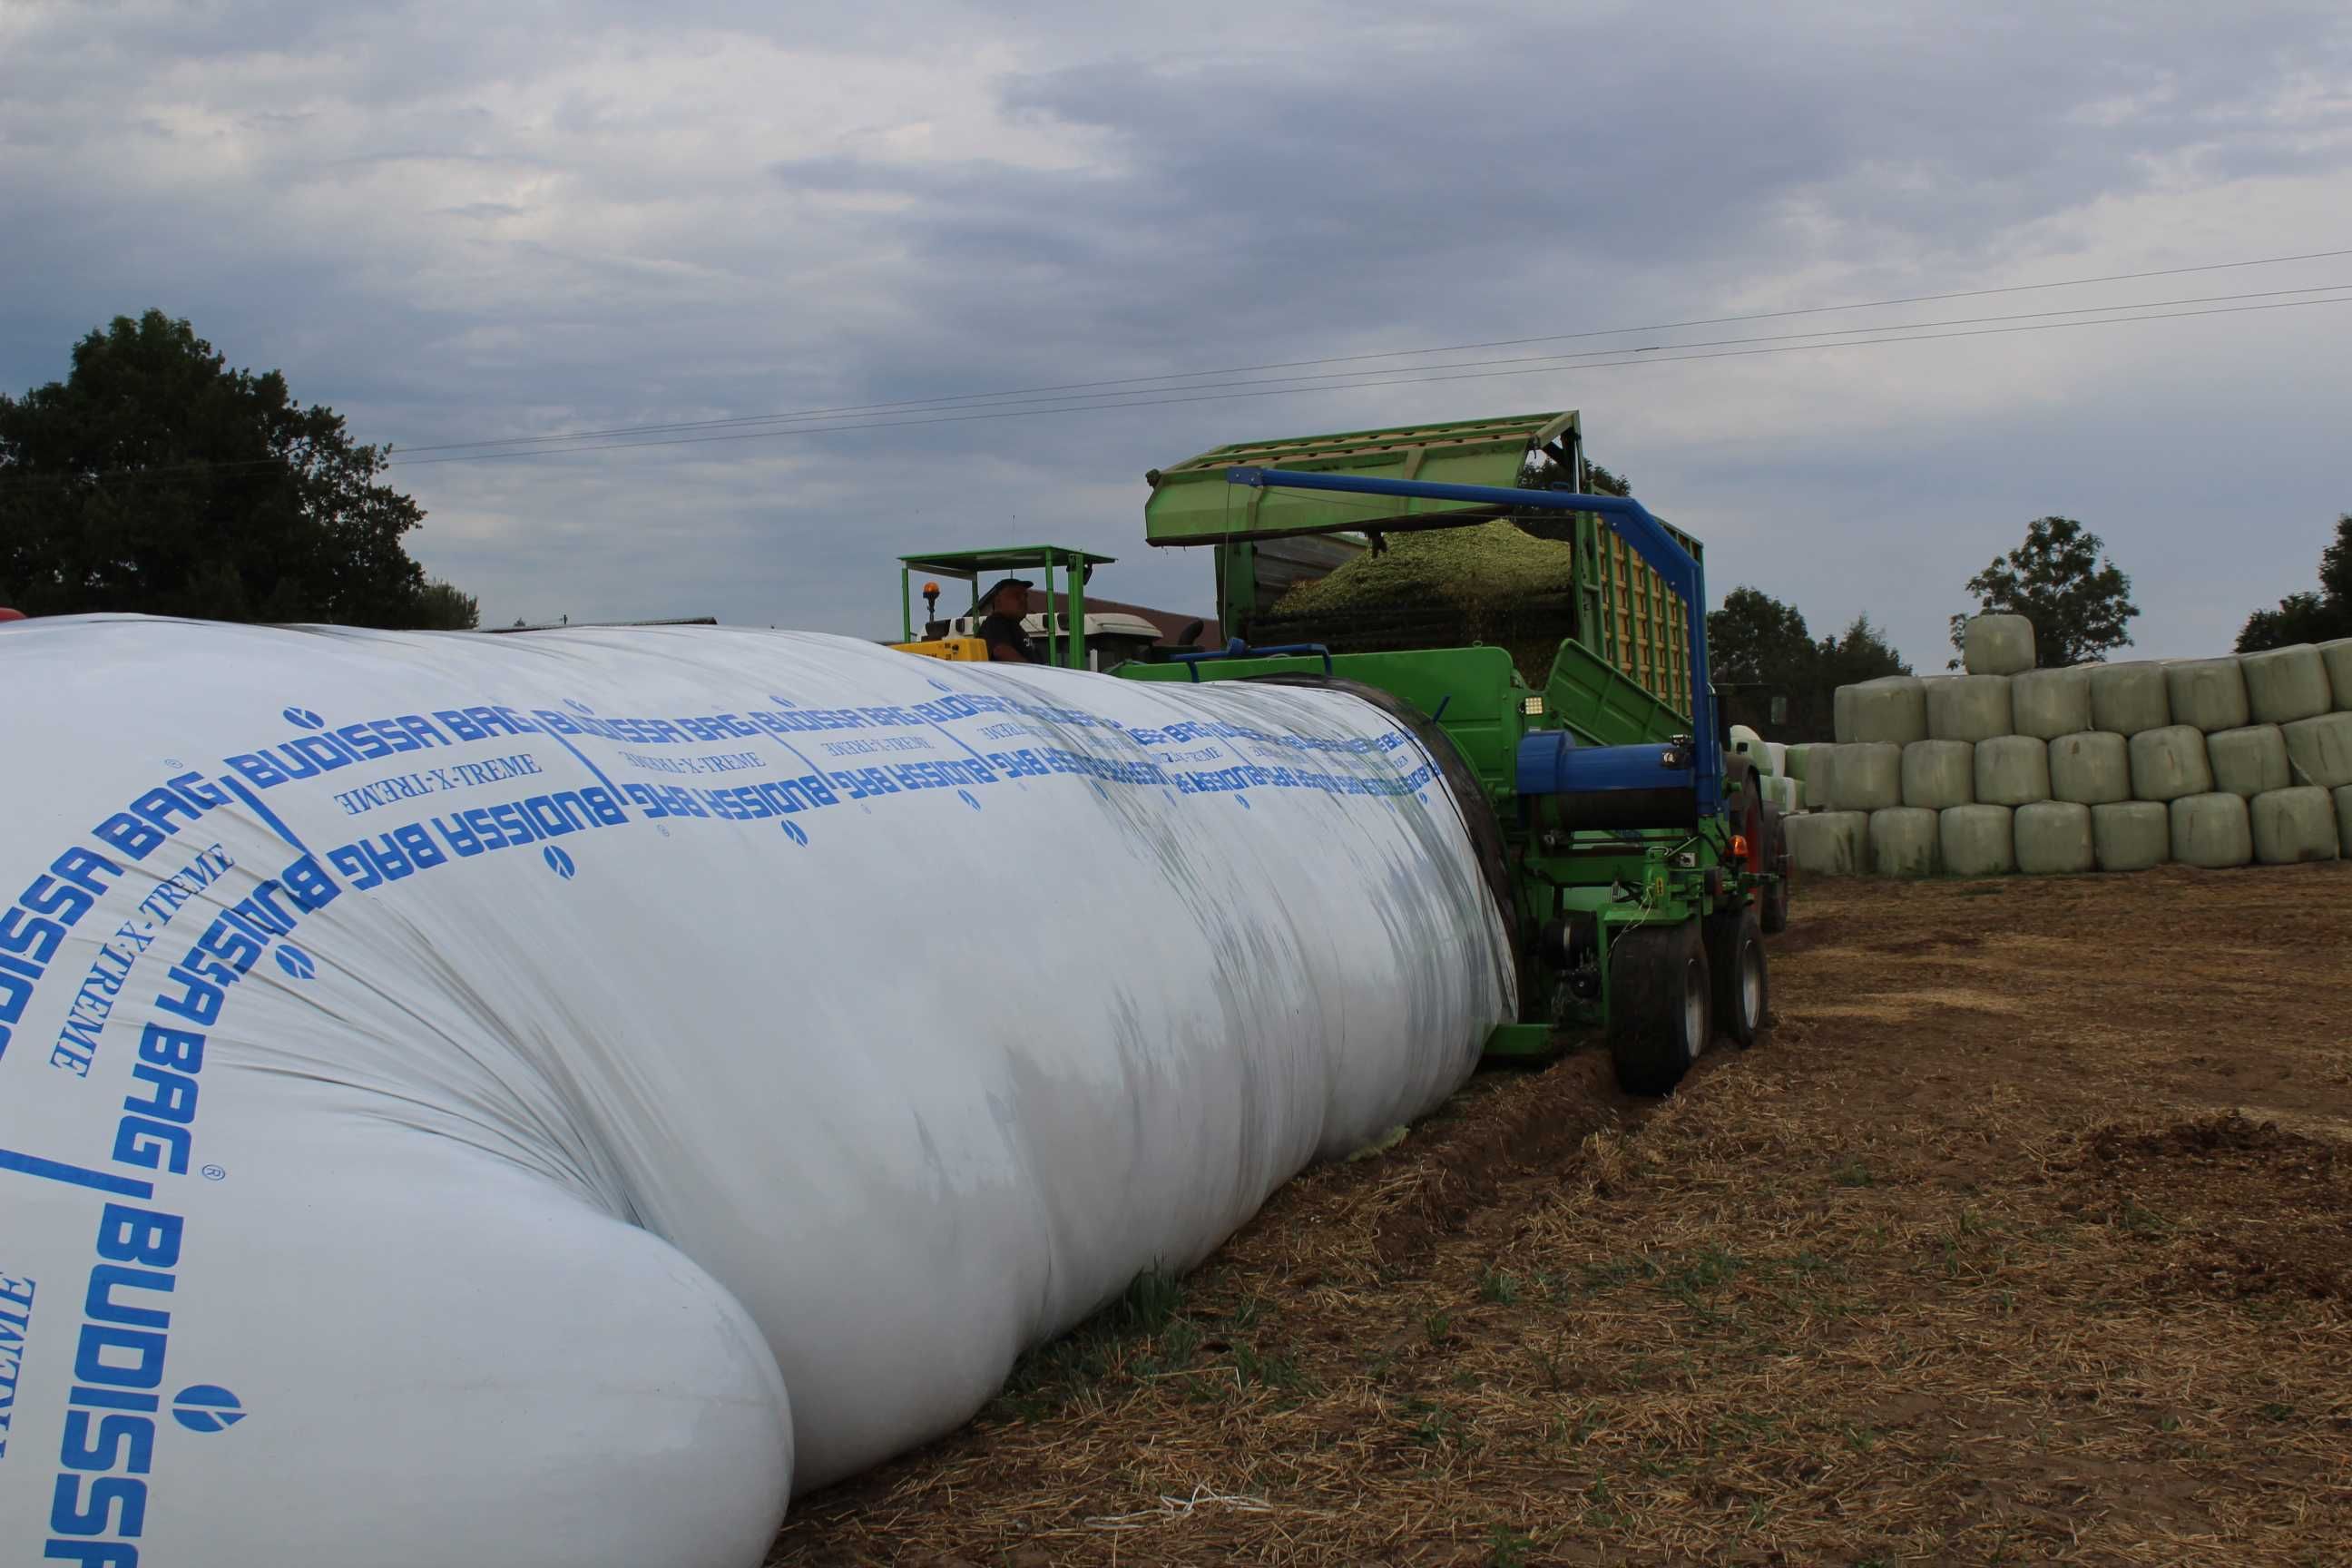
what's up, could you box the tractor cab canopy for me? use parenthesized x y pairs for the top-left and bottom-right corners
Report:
(897, 545), (1115, 671)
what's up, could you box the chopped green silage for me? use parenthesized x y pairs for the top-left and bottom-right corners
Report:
(1274, 522), (1578, 618)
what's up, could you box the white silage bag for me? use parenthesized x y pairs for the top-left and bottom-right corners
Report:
(2165, 658), (2249, 733)
(1939, 804), (2014, 877)
(2207, 725), (2290, 799)
(2047, 731), (2130, 805)
(2129, 725), (2213, 802)
(2170, 792), (2254, 868)
(1974, 735), (2052, 807)
(2088, 662), (2171, 736)
(1785, 810), (1870, 876)
(2323, 640), (2352, 710)
(1926, 674), (2013, 743)
(2250, 787), (2341, 864)
(1869, 808), (1938, 877)
(2014, 801), (2095, 875)
(2283, 710), (2352, 789)
(1828, 741), (1902, 812)
(2239, 644), (2333, 725)
(0, 617), (1514, 1567)
(2009, 668), (2092, 740)
(1963, 613), (2036, 675)
(1847, 677), (1927, 745)
(2092, 801), (2170, 872)
(1901, 740), (1975, 809)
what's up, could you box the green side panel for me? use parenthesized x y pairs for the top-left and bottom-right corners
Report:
(1544, 638), (1690, 747)
(1119, 645), (1526, 801)
(1143, 411), (1579, 546)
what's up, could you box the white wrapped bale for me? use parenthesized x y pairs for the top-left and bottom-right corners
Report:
(1833, 683), (1857, 744)
(2207, 724), (2290, 798)
(1806, 744), (1838, 812)
(1900, 739), (1975, 809)
(1729, 723), (1765, 769)
(2250, 786), (2341, 864)
(1870, 807), (1940, 877)
(1784, 742), (1811, 782)
(2092, 800), (2171, 872)
(1829, 741), (1903, 811)
(2014, 800), (2096, 875)
(2088, 661), (2171, 735)
(2282, 710), (2352, 789)
(2240, 644), (2333, 725)
(1939, 803), (2015, 877)
(2009, 667), (2092, 739)
(2337, 784), (2352, 853)
(1975, 734), (2053, 806)
(2166, 658), (2250, 733)
(2324, 639), (2352, 710)
(1775, 774), (1804, 812)
(2048, 731), (2130, 805)
(1765, 740), (1788, 777)
(2169, 791), (2254, 868)
(1963, 612), (2036, 675)
(1786, 809), (1871, 876)
(2129, 724), (2214, 802)
(1927, 673), (2014, 743)
(1847, 675), (1928, 745)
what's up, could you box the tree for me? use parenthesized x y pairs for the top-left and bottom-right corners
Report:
(0, 309), (465, 627)
(2236, 514), (2352, 652)
(1705, 587), (1909, 741)
(414, 579), (481, 632)
(1946, 516), (2137, 669)
(1708, 585), (1814, 684)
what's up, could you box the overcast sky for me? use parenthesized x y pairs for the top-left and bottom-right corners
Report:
(4, 0), (2347, 666)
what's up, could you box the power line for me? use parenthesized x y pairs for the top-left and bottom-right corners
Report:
(374, 291), (2352, 467)
(387, 245), (2352, 456)
(382, 279), (2352, 458)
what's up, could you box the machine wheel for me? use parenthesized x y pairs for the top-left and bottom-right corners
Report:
(1706, 906), (1768, 1047)
(1757, 798), (1790, 936)
(1606, 921), (1711, 1096)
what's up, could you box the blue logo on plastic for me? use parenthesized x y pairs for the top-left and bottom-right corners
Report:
(1236, 795), (1251, 810)
(281, 707), (323, 730)
(780, 821), (808, 847)
(544, 846), (576, 878)
(769, 694), (797, 709)
(564, 699), (594, 715)
(958, 789), (981, 812)
(172, 1386), (245, 1433)
(275, 945), (316, 980)
(926, 677), (953, 692)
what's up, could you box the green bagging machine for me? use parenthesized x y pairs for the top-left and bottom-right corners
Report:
(1117, 413), (1788, 1095)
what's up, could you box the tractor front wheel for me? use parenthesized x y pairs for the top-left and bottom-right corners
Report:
(1607, 921), (1711, 1096)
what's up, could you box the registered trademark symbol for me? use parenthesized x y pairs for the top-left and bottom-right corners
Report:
(201, 1164), (227, 1181)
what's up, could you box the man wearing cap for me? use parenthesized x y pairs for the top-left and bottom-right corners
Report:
(975, 578), (1037, 664)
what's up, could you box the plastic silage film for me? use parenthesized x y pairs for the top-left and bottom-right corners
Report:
(2166, 659), (2250, 734)
(1939, 804), (2015, 877)
(2009, 668), (2092, 740)
(2047, 731), (2130, 806)
(1869, 807), (1939, 877)
(2250, 787), (2341, 865)
(2207, 725), (2290, 799)
(1962, 614), (2035, 676)
(2239, 645), (2332, 726)
(2092, 801), (2170, 872)
(2170, 792), (2254, 868)
(2087, 662), (2171, 736)
(2014, 801), (2095, 876)
(1926, 675), (2013, 743)
(1847, 677), (1927, 746)
(0, 617), (1515, 1567)
(1901, 740), (1975, 810)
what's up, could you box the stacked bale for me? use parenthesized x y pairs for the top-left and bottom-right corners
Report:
(1794, 618), (2352, 881)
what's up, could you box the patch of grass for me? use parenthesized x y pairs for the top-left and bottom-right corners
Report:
(1479, 1268), (1523, 1305)
(1425, 1308), (1454, 1345)
(1486, 1525), (1535, 1567)
(1834, 1159), (1877, 1189)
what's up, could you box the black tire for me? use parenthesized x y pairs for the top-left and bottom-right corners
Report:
(1758, 798), (1790, 936)
(1606, 921), (1711, 1096)
(1705, 906), (1768, 1047)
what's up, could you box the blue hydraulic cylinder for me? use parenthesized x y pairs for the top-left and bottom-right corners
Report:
(1226, 466), (1720, 819)
(1515, 731), (1695, 799)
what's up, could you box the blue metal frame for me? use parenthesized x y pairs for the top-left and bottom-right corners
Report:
(1225, 466), (1720, 818)
(1171, 637), (1335, 682)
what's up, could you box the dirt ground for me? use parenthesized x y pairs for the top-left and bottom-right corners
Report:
(771, 865), (2352, 1567)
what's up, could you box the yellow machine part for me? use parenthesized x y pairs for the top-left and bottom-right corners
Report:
(888, 637), (989, 662)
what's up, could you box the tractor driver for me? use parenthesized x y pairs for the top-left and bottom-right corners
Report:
(975, 577), (1037, 663)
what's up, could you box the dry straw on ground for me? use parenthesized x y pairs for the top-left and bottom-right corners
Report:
(773, 864), (2352, 1566)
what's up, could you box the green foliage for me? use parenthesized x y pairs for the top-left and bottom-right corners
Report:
(1946, 516), (2139, 668)
(0, 309), (466, 628)
(1706, 588), (1908, 741)
(413, 579), (481, 631)
(2236, 514), (2352, 652)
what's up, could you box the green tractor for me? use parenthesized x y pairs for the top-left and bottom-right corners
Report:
(1115, 414), (1788, 1094)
